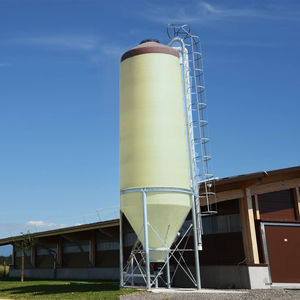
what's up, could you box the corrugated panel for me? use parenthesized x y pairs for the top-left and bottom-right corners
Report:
(63, 241), (89, 254)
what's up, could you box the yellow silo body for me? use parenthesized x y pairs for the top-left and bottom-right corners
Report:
(120, 41), (191, 262)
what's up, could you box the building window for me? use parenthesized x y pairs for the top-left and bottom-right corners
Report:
(63, 241), (89, 254)
(15, 248), (31, 257)
(37, 244), (57, 256)
(96, 240), (119, 251)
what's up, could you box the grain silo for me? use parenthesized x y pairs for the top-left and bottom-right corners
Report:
(120, 25), (215, 290)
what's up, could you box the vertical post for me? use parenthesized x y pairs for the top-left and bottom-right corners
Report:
(131, 256), (134, 286)
(155, 276), (158, 288)
(31, 246), (36, 268)
(142, 190), (151, 290)
(21, 249), (24, 282)
(253, 194), (260, 220)
(119, 211), (124, 287)
(240, 188), (259, 264)
(89, 232), (96, 267)
(191, 194), (201, 290)
(57, 238), (63, 267)
(293, 187), (300, 220)
(12, 245), (15, 268)
(166, 254), (171, 289)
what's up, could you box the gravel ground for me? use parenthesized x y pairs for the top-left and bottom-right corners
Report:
(121, 288), (300, 300)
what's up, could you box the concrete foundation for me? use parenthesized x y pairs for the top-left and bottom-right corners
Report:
(9, 267), (119, 280)
(247, 265), (270, 289)
(172, 265), (270, 289)
(9, 265), (270, 289)
(201, 265), (270, 289)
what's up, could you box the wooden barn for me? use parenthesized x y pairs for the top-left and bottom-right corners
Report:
(0, 165), (299, 288)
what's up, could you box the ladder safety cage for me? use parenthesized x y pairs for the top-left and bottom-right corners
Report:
(167, 24), (217, 233)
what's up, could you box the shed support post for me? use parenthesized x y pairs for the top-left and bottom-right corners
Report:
(142, 190), (151, 290)
(57, 238), (63, 267)
(131, 256), (134, 286)
(120, 212), (124, 287)
(12, 245), (15, 268)
(21, 249), (24, 282)
(89, 233), (96, 267)
(293, 187), (300, 220)
(31, 246), (36, 268)
(240, 188), (259, 264)
(166, 254), (171, 289)
(191, 194), (201, 290)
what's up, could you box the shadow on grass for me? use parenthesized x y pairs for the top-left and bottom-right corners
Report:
(1, 282), (119, 296)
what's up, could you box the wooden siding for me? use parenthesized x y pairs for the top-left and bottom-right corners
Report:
(258, 189), (297, 222)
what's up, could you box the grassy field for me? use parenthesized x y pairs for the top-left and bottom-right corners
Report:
(0, 280), (136, 299)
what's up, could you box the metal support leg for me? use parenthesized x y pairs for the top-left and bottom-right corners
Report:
(131, 256), (134, 286)
(119, 211), (124, 287)
(142, 190), (151, 290)
(191, 195), (201, 290)
(166, 254), (171, 289)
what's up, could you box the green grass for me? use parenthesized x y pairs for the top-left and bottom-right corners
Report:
(0, 280), (136, 299)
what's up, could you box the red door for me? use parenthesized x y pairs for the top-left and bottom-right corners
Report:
(265, 225), (300, 283)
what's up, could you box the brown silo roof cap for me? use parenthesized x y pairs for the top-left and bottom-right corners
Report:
(121, 40), (179, 62)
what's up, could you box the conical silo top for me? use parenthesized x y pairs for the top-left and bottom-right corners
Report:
(121, 40), (179, 62)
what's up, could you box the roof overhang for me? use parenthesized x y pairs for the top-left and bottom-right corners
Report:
(0, 219), (119, 246)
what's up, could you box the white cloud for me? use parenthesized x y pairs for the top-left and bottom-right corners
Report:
(26, 220), (57, 228)
(3, 34), (128, 65)
(198, 2), (266, 19)
(139, 1), (300, 25)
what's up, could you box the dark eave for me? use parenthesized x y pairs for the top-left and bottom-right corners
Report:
(0, 219), (119, 246)
(214, 165), (300, 187)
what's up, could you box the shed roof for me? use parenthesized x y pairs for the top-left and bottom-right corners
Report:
(214, 165), (300, 186)
(0, 219), (119, 246)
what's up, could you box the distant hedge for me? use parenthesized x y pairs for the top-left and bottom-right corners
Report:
(0, 255), (12, 265)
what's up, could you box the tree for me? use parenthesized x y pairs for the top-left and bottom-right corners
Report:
(14, 232), (36, 282)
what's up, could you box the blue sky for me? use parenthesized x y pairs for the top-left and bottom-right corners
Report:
(0, 0), (300, 255)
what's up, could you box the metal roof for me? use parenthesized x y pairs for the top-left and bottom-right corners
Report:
(214, 165), (300, 186)
(0, 218), (119, 246)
